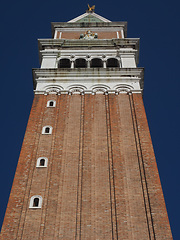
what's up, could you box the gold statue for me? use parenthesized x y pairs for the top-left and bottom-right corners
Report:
(88, 4), (95, 12)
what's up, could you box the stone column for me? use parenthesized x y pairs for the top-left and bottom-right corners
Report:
(103, 59), (107, 68)
(71, 60), (75, 68)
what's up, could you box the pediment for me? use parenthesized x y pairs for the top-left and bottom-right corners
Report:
(68, 12), (111, 23)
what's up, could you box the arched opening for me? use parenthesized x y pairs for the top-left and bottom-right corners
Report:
(74, 58), (87, 68)
(49, 101), (54, 106)
(106, 58), (119, 68)
(36, 157), (48, 168)
(42, 126), (52, 135)
(47, 100), (56, 108)
(33, 198), (39, 207)
(45, 127), (50, 133)
(58, 58), (71, 68)
(29, 195), (43, 208)
(90, 58), (103, 68)
(40, 159), (45, 166)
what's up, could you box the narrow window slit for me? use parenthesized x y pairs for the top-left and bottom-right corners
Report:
(49, 101), (54, 106)
(45, 127), (50, 133)
(40, 159), (45, 166)
(33, 198), (39, 207)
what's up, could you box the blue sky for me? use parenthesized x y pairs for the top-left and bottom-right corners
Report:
(0, 0), (180, 238)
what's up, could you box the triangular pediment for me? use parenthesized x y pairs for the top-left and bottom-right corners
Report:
(68, 12), (111, 23)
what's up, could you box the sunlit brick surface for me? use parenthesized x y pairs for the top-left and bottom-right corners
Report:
(0, 94), (172, 240)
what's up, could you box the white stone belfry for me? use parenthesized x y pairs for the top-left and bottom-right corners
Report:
(33, 10), (143, 95)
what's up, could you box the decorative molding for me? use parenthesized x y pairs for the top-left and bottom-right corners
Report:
(45, 85), (63, 94)
(68, 84), (87, 94)
(91, 84), (110, 94)
(35, 86), (142, 95)
(38, 39), (139, 51)
(33, 68), (144, 95)
(115, 84), (133, 93)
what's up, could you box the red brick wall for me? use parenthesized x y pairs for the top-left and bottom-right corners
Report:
(58, 31), (120, 39)
(80, 95), (112, 238)
(131, 93), (172, 239)
(0, 94), (46, 239)
(0, 93), (172, 240)
(108, 94), (150, 239)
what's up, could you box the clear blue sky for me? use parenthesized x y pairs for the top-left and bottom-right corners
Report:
(0, 0), (179, 238)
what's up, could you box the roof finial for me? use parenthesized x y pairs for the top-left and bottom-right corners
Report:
(87, 4), (95, 12)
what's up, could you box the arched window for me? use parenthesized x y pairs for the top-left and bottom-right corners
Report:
(74, 58), (87, 68)
(36, 157), (48, 167)
(106, 58), (119, 68)
(45, 127), (50, 133)
(42, 126), (53, 135)
(58, 58), (71, 68)
(33, 198), (39, 207)
(47, 100), (56, 107)
(29, 195), (42, 208)
(40, 159), (45, 166)
(90, 58), (103, 68)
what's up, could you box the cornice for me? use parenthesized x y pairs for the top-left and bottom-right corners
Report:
(38, 38), (139, 64)
(38, 38), (139, 51)
(33, 68), (143, 78)
(32, 68), (144, 91)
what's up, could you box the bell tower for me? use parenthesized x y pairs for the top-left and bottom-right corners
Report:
(0, 7), (172, 239)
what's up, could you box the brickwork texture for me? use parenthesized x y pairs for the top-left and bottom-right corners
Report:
(57, 31), (121, 39)
(0, 93), (172, 240)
